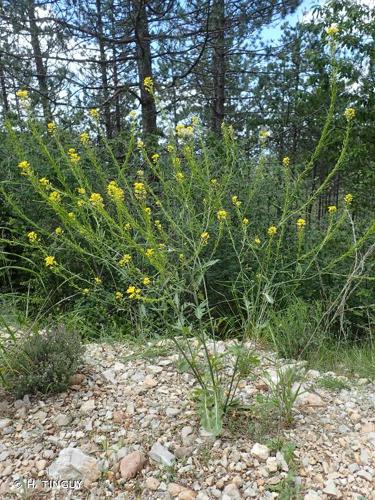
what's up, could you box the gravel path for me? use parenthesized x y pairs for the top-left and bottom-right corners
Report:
(0, 341), (374, 499)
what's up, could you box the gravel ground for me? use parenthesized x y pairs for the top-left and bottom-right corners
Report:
(0, 340), (374, 499)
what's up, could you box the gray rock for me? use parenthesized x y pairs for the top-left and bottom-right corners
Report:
(250, 443), (270, 461)
(119, 451), (146, 480)
(323, 479), (340, 497)
(48, 447), (100, 485)
(149, 442), (176, 466)
(221, 483), (242, 499)
(55, 414), (71, 427)
(357, 469), (373, 481)
(80, 400), (95, 414)
(0, 418), (11, 430)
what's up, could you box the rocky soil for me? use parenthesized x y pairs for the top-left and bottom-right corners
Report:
(0, 340), (374, 499)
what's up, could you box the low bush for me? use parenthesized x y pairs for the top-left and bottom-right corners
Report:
(0, 325), (84, 398)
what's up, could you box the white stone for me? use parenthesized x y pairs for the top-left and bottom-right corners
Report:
(145, 476), (160, 490)
(149, 442), (176, 466)
(250, 443), (270, 461)
(304, 492), (322, 500)
(55, 414), (71, 427)
(222, 482), (242, 499)
(323, 479), (340, 497)
(80, 400), (95, 414)
(48, 447), (100, 485)
(266, 456), (278, 472)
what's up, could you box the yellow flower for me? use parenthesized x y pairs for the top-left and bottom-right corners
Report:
(142, 276), (151, 286)
(82, 288), (89, 295)
(144, 207), (151, 216)
(175, 172), (184, 182)
(39, 177), (50, 188)
(89, 108), (99, 120)
(296, 218), (306, 230)
(119, 254), (132, 267)
(144, 76), (154, 93)
(242, 217), (249, 226)
(344, 193), (353, 204)
(200, 231), (210, 244)
(282, 156), (290, 167)
(328, 205), (337, 214)
(68, 212), (76, 219)
(259, 129), (271, 140)
(137, 139), (144, 149)
(77, 199), (86, 207)
(191, 116), (199, 126)
(173, 157), (181, 169)
(47, 122), (56, 134)
(49, 191), (61, 203)
(134, 182), (146, 199)
(254, 236), (261, 245)
(128, 110), (137, 120)
(16, 89), (29, 100)
(154, 220), (162, 231)
(210, 178), (218, 185)
(80, 132), (90, 144)
(326, 24), (339, 37)
(179, 253), (184, 261)
(94, 277), (102, 285)
(158, 243), (166, 250)
(176, 123), (194, 138)
(145, 248), (154, 258)
(231, 195), (242, 208)
(18, 160), (31, 175)
(90, 192), (104, 208)
(124, 223), (132, 230)
(55, 227), (63, 235)
(166, 144), (174, 153)
(217, 209), (229, 222)
(344, 108), (355, 121)
(27, 231), (38, 243)
(126, 285), (141, 299)
(77, 187), (86, 195)
(267, 225), (277, 237)
(107, 181), (124, 201)
(45, 255), (57, 267)
(115, 291), (123, 300)
(67, 148), (80, 164)
(137, 169), (144, 177)
(151, 153), (160, 163)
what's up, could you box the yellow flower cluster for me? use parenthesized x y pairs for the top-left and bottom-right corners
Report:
(268, 225), (277, 237)
(127, 285), (141, 299)
(154, 220), (162, 231)
(115, 291), (123, 300)
(282, 156), (290, 167)
(175, 172), (184, 182)
(119, 254), (131, 267)
(217, 209), (229, 221)
(47, 122), (56, 134)
(68, 212), (76, 219)
(39, 177), (50, 188)
(128, 110), (137, 120)
(254, 236), (261, 245)
(231, 195), (241, 207)
(166, 144), (174, 153)
(259, 130), (271, 140)
(144, 76), (154, 94)
(107, 180), (124, 201)
(90, 192), (104, 208)
(45, 255), (57, 267)
(94, 277), (102, 285)
(176, 123), (194, 138)
(344, 193), (353, 204)
(27, 231), (38, 243)
(77, 187), (86, 195)
(142, 276), (151, 286)
(326, 24), (339, 37)
(151, 153), (160, 163)
(16, 89), (29, 100)
(18, 160), (31, 175)
(242, 218), (249, 226)
(89, 108), (99, 120)
(344, 108), (355, 122)
(77, 199), (85, 207)
(200, 231), (210, 244)
(68, 148), (80, 164)
(145, 248), (154, 258)
(134, 182), (146, 199)
(55, 227), (63, 235)
(327, 205), (337, 214)
(137, 139), (144, 150)
(49, 191), (61, 203)
(296, 218), (306, 230)
(80, 132), (90, 145)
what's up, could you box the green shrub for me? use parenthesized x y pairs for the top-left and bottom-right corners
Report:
(0, 325), (84, 398)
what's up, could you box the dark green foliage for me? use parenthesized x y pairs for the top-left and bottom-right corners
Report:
(1, 325), (84, 398)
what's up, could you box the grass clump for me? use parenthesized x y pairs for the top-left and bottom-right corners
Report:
(0, 324), (84, 398)
(317, 374), (350, 391)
